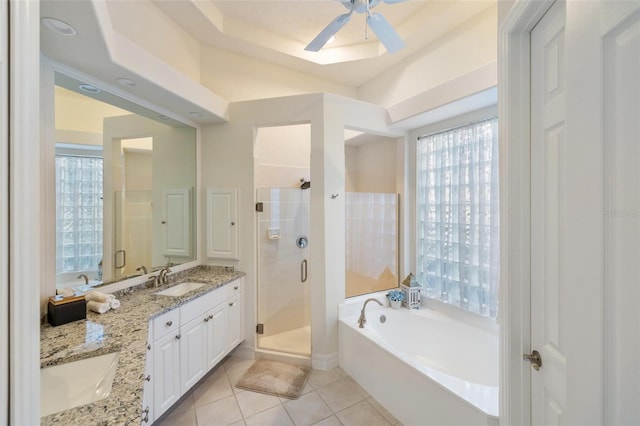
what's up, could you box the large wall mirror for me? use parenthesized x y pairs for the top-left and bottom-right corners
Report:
(54, 72), (196, 290)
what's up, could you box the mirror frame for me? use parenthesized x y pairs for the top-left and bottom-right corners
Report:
(41, 58), (202, 306)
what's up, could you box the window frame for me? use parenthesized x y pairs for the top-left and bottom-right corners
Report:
(407, 105), (499, 324)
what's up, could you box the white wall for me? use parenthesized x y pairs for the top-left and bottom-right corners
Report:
(254, 124), (310, 188)
(106, 0), (201, 82)
(345, 137), (398, 193)
(358, 5), (497, 109)
(55, 86), (129, 134)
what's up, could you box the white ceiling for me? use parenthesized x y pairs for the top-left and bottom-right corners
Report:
(152, 0), (496, 86)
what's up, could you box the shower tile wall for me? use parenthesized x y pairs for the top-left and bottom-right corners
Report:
(257, 188), (311, 341)
(345, 192), (398, 297)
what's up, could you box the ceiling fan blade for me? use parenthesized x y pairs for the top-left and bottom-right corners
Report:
(367, 12), (405, 53)
(305, 13), (352, 52)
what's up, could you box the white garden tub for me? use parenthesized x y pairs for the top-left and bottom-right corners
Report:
(339, 303), (499, 426)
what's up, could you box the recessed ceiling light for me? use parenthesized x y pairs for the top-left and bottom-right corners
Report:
(158, 115), (171, 120)
(116, 78), (136, 88)
(41, 17), (77, 36)
(78, 84), (100, 94)
(188, 112), (202, 118)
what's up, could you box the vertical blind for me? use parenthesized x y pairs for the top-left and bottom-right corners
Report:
(55, 154), (103, 274)
(417, 118), (499, 317)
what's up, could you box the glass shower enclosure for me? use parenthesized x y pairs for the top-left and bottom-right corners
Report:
(256, 188), (311, 357)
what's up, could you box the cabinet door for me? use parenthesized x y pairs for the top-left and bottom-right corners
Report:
(206, 303), (228, 370)
(180, 315), (207, 394)
(164, 188), (191, 257)
(153, 332), (181, 418)
(227, 294), (243, 351)
(206, 188), (238, 259)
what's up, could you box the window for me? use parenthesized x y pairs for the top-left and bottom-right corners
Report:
(417, 118), (499, 317)
(55, 151), (103, 275)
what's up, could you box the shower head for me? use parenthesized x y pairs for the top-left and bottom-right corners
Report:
(300, 180), (311, 190)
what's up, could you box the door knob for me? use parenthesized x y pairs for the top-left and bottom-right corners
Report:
(523, 350), (542, 371)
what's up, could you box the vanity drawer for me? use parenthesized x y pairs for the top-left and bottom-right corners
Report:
(152, 309), (180, 340)
(228, 278), (243, 297)
(180, 287), (227, 324)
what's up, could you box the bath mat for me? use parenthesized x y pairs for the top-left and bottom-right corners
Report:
(236, 359), (311, 399)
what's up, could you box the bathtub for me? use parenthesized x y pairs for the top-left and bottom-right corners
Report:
(339, 303), (499, 426)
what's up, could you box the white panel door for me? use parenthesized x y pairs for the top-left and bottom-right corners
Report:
(206, 188), (238, 259)
(164, 188), (191, 257)
(530, 1), (640, 424)
(531, 2), (567, 423)
(153, 332), (181, 417)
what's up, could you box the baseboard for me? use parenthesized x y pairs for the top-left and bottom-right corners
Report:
(312, 352), (339, 370)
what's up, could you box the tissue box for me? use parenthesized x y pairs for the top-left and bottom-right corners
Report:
(47, 295), (87, 326)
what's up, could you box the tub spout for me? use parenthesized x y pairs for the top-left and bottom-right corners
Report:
(358, 298), (383, 328)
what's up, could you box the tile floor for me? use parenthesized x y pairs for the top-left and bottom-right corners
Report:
(155, 357), (400, 426)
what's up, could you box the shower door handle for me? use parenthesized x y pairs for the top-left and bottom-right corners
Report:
(115, 250), (126, 269)
(301, 259), (308, 283)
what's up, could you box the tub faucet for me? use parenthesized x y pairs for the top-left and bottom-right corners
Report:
(158, 266), (172, 285)
(358, 298), (383, 328)
(77, 274), (89, 285)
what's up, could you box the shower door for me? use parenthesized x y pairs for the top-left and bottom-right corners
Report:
(256, 188), (311, 356)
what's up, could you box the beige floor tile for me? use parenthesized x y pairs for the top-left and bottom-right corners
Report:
(311, 415), (344, 426)
(335, 400), (391, 426)
(196, 394), (244, 426)
(229, 421), (247, 426)
(168, 392), (195, 415)
(193, 368), (234, 406)
(316, 378), (365, 413)
(227, 368), (250, 392)
(245, 405), (295, 426)
(307, 368), (346, 389)
(343, 377), (370, 399)
(367, 397), (399, 425)
(283, 391), (333, 426)
(224, 357), (256, 374)
(236, 390), (282, 418)
(155, 406), (197, 426)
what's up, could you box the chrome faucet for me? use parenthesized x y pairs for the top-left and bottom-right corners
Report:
(147, 275), (159, 288)
(358, 298), (383, 328)
(77, 274), (89, 285)
(136, 265), (148, 275)
(158, 266), (172, 285)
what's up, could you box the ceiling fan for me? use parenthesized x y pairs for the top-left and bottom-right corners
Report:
(305, 0), (406, 54)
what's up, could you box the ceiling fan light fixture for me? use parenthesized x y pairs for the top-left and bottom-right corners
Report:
(306, 0), (406, 54)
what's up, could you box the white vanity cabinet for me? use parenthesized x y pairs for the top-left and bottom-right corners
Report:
(145, 277), (244, 423)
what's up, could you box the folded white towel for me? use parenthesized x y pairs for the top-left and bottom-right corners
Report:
(109, 299), (121, 310)
(87, 300), (110, 314)
(86, 291), (115, 304)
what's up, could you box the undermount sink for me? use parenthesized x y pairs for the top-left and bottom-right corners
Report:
(155, 281), (205, 297)
(41, 352), (120, 417)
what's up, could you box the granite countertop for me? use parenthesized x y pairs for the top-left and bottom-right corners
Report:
(40, 265), (245, 426)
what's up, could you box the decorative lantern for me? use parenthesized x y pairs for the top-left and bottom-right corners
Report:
(401, 273), (421, 309)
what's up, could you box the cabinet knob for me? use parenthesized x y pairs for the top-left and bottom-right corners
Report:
(175, 334), (181, 340)
(229, 302), (234, 307)
(234, 286), (239, 290)
(204, 317), (209, 322)
(142, 406), (150, 423)
(147, 343), (151, 351)
(209, 314), (213, 320)
(231, 221), (235, 226)
(166, 321), (173, 327)
(145, 374), (151, 382)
